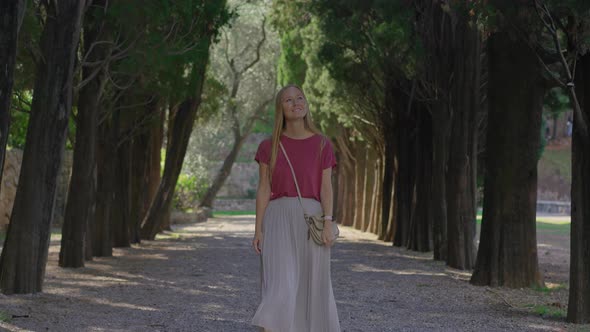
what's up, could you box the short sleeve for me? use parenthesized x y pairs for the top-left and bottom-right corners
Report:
(255, 139), (271, 165)
(321, 138), (337, 170)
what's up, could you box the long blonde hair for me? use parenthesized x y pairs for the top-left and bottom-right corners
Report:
(268, 84), (321, 182)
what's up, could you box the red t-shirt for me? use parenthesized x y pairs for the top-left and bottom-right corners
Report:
(255, 134), (337, 201)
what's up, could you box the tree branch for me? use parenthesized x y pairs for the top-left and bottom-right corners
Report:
(239, 16), (267, 75)
(534, 0), (589, 142)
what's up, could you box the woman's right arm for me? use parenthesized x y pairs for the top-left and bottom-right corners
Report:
(253, 162), (271, 254)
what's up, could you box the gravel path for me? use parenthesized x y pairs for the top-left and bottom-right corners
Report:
(0, 215), (588, 332)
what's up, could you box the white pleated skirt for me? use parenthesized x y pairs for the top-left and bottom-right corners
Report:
(251, 197), (341, 332)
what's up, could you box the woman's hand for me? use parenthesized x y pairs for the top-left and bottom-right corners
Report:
(322, 220), (334, 247)
(252, 231), (263, 254)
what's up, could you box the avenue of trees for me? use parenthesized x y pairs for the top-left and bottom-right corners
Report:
(0, 0), (232, 292)
(0, 0), (589, 325)
(272, 0), (590, 323)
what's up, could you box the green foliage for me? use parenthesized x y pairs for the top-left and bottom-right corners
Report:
(8, 109), (29, 149)
(104, 0), (234, 104)
(539, 115), (548, 161)
(533, 304), (567, 319)
(197, 75), (228, 125)
(271, 0), (420, 141)
(0, 310), (10, 323)
(545, 87), (570, 116)
(277, 30), (307, 86)
(173, 173), (210, 211)
(252, 105), (275, 134)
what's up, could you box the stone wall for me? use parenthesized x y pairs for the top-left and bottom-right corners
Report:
(0, 150), (22, 230)
(214, 162), (259, 198)
(213, 198), (256, 212)
(208, 133), (267, 211)
(0, 149), (72, 230)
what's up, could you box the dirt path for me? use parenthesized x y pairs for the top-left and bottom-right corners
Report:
(0, 216), (588, 332)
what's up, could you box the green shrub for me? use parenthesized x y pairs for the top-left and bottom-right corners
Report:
(173, 174), (210, 211)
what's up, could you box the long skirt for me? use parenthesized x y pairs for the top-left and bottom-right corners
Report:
(251, 197), (341, 332)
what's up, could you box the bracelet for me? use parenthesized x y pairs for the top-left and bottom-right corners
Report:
(324, 215), (333, 221)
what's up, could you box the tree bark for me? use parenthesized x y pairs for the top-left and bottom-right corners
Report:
(431, 102), (449, 260)
(352, 140), (366, 230)
(128, 102), (162, 244)
(393, 91), (416, 248)
(141, 53), (211, 240)
(361, 147), (374, 232)
(93, 118), (115, 257)
(446, 16), (480, 270)
(567, 51), (590, 323)
(0, 0), (25, 190)
(370, 150), (382, 235)
(111, 126), (131, 248)
(470, 31), (544, 288)
(380, 137), (395, 240)
(334, 132), (354, 227)
(59, 2), (109, 267)
(407, 107), (433, 252)
(0, 0), (85, 294)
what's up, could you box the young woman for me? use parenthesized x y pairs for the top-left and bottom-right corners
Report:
(251, 85), (341, 332)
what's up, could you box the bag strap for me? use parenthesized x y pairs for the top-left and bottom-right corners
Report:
(279, 142), (308, 215)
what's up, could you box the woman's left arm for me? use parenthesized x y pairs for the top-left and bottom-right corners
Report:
(320, 167), (335, 246)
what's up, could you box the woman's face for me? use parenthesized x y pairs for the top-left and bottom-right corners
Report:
(281, 87), (308, 121)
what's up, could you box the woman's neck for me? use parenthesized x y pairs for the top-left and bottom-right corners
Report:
(283, 120), (312, 139)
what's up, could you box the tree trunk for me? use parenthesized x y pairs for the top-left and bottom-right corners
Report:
(352, 140), (366, 230)
(59, 2), (109, 267)
(85, 220), (93, 261)
(370, 151), (382, 235)
(0, 0), (25, 189)
(384, 178), (396, 242)
(128, 103), (162, 244)
(470, 31), (544, 288)
(146, 110), (163, 216)
(380, 137), (395, 240)
(111, 129), (131, 248)
(199, 132), (248, 209)
(407, 108), (433, 252)
(159, 202), (173, 232)
(334, 132), (354, 227)
(446, 16), (480, 270)
(361, 147), (374, 232)
(93, 118), (114, 257)
(393, 102), (416, 247)
(141, 54), (210, 240)
(0, 0), (85, 294)
(431, 101), (450, 261)
(567, 52), (590, 323)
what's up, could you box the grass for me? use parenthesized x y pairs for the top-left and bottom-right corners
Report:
(532, 304), (567, 319)
(536, 220), (570, 234)
(475, 216), (570, 234)
(0, 311), (10, 323)
(213, 211), (255, 217)
(540, 148), (572, 183)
